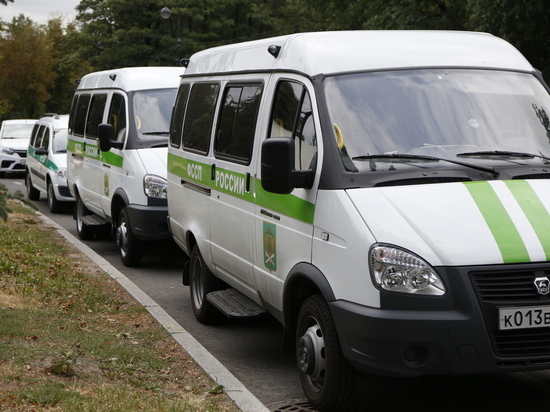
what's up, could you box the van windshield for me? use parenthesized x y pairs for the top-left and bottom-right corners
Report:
(53, 129), (68, 153)
(325, 70), (550, 173)
(133, 88), (177, 147)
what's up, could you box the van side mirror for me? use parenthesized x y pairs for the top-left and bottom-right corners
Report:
(97, 123), (123, 152)
(261, 137), (314, 195)
(34, 147), (48, 156)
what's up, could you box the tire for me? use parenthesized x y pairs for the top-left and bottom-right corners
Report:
(296, 294), (356, 412)
(116, 207), (143, 267)
(75, 197), (95, 240)
(189, 245), (223, 324)
(26, 173), (40, 201)
(47, 179), (63, 213)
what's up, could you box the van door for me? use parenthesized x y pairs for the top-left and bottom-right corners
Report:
(209, 82), (263, 292)
(100, 92), (126, 217)
(253, 78), (319, 307)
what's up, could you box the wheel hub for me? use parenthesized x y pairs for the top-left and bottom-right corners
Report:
(116, 223), (128, 255)
(297, 324), (326, 385)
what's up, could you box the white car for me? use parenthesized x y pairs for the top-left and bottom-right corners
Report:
(0, 119), (36, 177)
(26, 114), (74, 213)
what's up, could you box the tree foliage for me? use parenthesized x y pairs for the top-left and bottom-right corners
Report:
(1, 0), (550, 120)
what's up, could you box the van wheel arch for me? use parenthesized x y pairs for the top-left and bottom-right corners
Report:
(282, 263), (335, 351)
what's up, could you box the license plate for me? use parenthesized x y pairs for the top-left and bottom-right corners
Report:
(499, 306), (550, 330)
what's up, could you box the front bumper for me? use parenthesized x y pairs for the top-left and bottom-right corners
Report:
(330, 263), (550, 377)
(125, 203), (170, 241)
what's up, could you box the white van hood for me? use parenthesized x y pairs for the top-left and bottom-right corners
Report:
(348, 180), (550, 267)
(136, 148), (167, 178)
(0, 138), (29, 150)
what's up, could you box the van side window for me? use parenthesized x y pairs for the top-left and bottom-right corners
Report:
(170, 83), (190, 148)
(35, 126), (47, 149)
(73, 94), (91, 137)
(270, 81), (317, 171)
(182, 83), (219, 154)
(108, 93), (127, 143)
(215, 84), (262, 163)
(42, 126), (50, 150)
(85, 94), (107, 139)
(30, 124), (40, 147)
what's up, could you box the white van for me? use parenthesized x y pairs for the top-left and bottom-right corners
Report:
(67, 67), (183, 266)
(167, 31), (550, 410)
(0, 119), (36, 177)
(26, 114), (74, 213)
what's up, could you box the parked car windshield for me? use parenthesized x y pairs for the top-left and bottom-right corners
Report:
(1, 123), (34, 139)
(325, 69), (550, 172)
(133, 88), (177, 147)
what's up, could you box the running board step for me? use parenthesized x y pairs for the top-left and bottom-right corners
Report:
(80, 214), (109, 226)
(206, 288), (266, 318)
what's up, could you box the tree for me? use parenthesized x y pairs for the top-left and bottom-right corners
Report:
(0, 16), (57, 119)
(0, 0), (14, 6)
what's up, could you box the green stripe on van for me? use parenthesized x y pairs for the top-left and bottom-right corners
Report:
(67, 138), (123, 168)
(168, 153), (315, 224)
(464, 181), (529, 263)
(505, 180), (550, 260)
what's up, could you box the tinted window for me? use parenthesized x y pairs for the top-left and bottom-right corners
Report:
(108, 93), (127, 143)
(183, 83), (219, 154)
(86, 94), (107, 139)
(215, 84), (262, 164)
(170, 84), (190, 148)
(30, 124), (40, 147)
(73, 94), (91, 137)
(270, 81), (317, 171)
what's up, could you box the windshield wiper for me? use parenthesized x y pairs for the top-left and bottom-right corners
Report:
(142, 131), (169, 135)
(457, 150), (550, 164)
(353, 153), (499, 176)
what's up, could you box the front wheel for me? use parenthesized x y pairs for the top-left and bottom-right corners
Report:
(47, 180), (63, 213)
(189, 245), (223, 324)
(116, 207), (143, 267)
(26, 173), (40, 201)
(296, 294), (356, 412)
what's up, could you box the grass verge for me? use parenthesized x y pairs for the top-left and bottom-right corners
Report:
(0, 201), (240, 412)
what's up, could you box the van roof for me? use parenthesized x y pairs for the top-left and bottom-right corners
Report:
(37, 114), (69, 129)
(77, 67), (185, 91)
(185, 31), (534, 76)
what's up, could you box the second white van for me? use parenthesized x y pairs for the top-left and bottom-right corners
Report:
(67, 67), (184, 266)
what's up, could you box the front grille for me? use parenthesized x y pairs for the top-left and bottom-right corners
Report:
(495, 328), (550, 356)
(14, 150), (26, 158)
(470, 270), (546, 303)
(58, 186), (72, 197)
(470, 267), (550, 358)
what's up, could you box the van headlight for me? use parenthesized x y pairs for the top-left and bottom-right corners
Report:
(144, 175), (168, 198)
(369, 244), (445, 295)
(56, 168), (67, 179)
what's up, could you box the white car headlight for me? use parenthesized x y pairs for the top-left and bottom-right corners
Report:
(369, 244), (445, 295)
(2, 147), (15, 155)
(144, 175), (167, 198)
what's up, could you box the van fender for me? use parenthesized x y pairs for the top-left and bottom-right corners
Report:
(281, 263), (336, 351)
(111, 187), (129, 222)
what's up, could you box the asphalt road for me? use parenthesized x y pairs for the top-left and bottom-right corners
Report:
(5, 173), (550, 412)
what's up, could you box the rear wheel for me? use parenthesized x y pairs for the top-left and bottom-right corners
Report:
(47, 180), (63, 213)
(26, 173), (40, 201)
(296, 294), (356, 412)
(116, 207), (143, 267)
(189, 245), (223, 324)
(75, 198), (95, 240)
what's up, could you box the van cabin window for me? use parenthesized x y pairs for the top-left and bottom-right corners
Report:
(269, 81), (317, 171)
(215, 84), (262, 163)
(42, 127), (50, 150)
(170, 84), (190, 148)
(85, 94), (107, 139)
(35, 126), (47, 149)
(73, 94), (91, 137)
(108, 93), (127, 143)
(183, 83), (219, 154)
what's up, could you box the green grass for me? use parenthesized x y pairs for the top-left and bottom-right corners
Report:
(0, 201), (239, 412)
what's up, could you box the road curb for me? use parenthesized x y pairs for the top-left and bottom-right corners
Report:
(37, 212), (270, 412)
